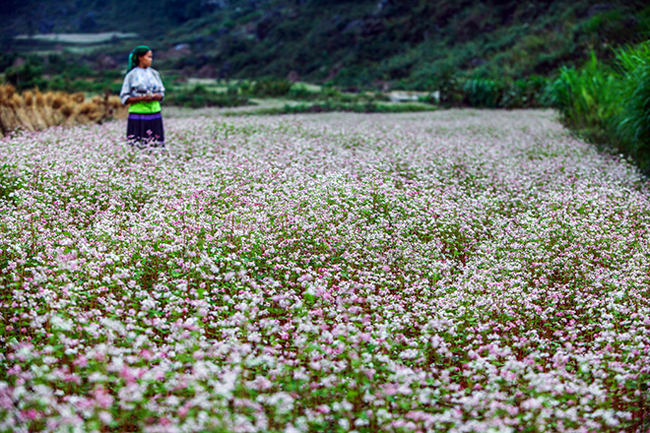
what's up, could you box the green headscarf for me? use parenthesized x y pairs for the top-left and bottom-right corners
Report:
(128, 45), (152, 72)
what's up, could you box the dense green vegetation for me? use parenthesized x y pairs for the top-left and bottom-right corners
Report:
(3, 1), (649, 89)
(549, 41), (650, 172)
(164, 84), (250, 108)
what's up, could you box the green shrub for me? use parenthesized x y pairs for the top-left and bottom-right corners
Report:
(287, 84), (321, 100)
(62, 64), (96, 80)
(244, 78), (293, 97)
(462, 78), (504, 108)
(435, 69), (465, 108)
(501, 76), (549, 109)
(0, 53), (18, 72)
(46, 75), (122, 95)
(4, 60), (45, 91)
(237, 81), (251, 95)
(165, 84), (249, 108)
(99, 70), (124, 80)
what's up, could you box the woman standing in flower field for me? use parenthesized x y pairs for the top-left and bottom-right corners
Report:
(120, 45), (165, 147)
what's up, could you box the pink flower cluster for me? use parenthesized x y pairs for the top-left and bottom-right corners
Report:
(0, 109), (649, 432)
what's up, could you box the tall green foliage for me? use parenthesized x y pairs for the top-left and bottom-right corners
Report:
(549, 43), (650, 172)
(548, 54), (622, 141)
(615, 43), (650, 167)
(462, 78), (504, 108)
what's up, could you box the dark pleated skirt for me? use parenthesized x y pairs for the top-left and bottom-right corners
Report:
(127, 112), (164, 147)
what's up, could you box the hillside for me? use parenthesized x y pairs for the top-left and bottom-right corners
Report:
(2, 0), (650, 88)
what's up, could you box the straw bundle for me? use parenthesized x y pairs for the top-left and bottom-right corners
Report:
(34, 89), (45, 108)
(60, 103), (76, 119)
(44, 91), (54, 106)
(0, 86), (6, 135)
(51, 92), (67, 110)
(40, 91), (62, 127)
(71, 92), (85, 104)
(0, 86), (22, 133)
(33, 89), (51, 129)
(22, 90), (49, 130)
(76, 101), (101, 123)
(108, 95), (123, 111)
(12, 94), (36, 131)
(0, 85), (129, 135)
(23, 91), (33, 107)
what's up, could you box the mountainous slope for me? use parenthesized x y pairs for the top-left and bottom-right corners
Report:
(2, 0), (649, 88)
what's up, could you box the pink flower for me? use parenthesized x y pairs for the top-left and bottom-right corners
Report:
(73, 355), (88, 367)
(21, 408), (40, 421)
(94, 387), (114, 409)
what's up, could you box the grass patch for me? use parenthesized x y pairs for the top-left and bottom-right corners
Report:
(165, 84), (250, 108)
(226, 100), (437, 116)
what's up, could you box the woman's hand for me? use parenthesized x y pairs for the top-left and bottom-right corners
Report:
(125, 94), (162, 104)
(143, 93), (162, 102)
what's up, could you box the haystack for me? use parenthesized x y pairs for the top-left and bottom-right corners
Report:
(13, 94), (37, 132)
(0, 86), (22, 133)
(0, 85), (128, 134)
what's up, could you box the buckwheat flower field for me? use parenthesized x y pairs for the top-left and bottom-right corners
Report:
(1, 109), (649, 433)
